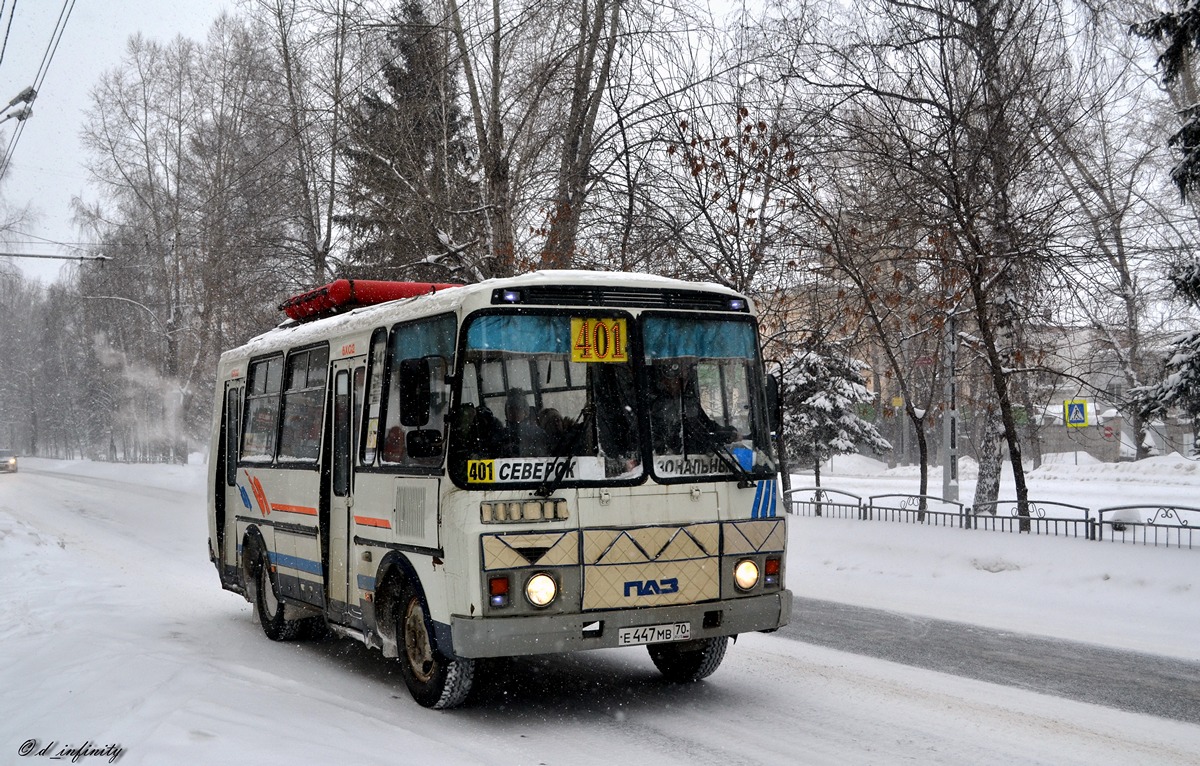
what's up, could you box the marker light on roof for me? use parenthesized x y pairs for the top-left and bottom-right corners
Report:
(729, 298), (746, 311)
(501, 289), (522, 303)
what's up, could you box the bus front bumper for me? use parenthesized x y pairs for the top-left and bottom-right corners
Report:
(448, 589), (792, 659)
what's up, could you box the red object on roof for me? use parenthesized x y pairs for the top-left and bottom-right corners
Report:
(279, 279), (461, 322)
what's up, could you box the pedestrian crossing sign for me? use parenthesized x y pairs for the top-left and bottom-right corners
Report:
(1064, 400), (1088, 428)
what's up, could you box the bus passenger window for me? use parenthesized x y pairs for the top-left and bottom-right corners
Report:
(361, 330), (387, 465)
(241, 355), (282, 461)
(384, 315), (455, 468)
(278, 346), (329, 462)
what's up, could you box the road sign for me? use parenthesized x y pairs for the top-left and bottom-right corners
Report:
(1064, 400), (1088, 428)
(1103, 425), (1114, 440)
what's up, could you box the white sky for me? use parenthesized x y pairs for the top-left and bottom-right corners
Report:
(0, 0), (231, 284)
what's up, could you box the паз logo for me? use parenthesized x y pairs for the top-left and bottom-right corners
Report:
(624, 578), (679, 597)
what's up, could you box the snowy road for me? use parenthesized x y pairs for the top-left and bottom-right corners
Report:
(785, 596), (1200, 725)
(2, 458), (1199, 765)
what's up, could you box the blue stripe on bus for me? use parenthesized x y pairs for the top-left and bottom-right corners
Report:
(751, 480), (765, 519)
(269, 551), (324, 576)
(768, 481), (777, 517)
(357, 574), (376, 592)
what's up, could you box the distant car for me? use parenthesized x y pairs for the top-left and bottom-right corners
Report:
(0, 449), (17, 473)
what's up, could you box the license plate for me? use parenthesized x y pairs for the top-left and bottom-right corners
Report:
(617, 622), (691, 646)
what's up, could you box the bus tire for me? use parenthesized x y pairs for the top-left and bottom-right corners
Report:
(397, 579), (474, 709)
(648, 636), (728, 683)
(253, 547), (306, 642)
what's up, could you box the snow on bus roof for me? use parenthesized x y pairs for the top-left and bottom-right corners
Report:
(226, 270), (744, 360)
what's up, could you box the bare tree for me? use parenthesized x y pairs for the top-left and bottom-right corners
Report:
(1050, 6), (1197, 459)
(251, 0), (351, 286)
(76, 17), (297, 459)
(785, 0), (1080, 520)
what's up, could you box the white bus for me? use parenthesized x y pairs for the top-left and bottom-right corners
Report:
(207, 271), (791, 708)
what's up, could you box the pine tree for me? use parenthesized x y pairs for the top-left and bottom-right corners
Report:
(1132, 2), (1200, 199)
(782, 344), (891, 488)
(341, 0), (481, 280)
(1134, 259), (1200, 452)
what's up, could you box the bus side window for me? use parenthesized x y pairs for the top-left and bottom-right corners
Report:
(361, 329), (387, 465)
(384, 315), (455, 467)
(278, 345), (329, 462)
(333, 370), (352, 496)
(224, 387), (241, 485)
(242, 355), (282, 461)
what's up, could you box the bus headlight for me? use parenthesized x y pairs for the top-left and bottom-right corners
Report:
(733, 559), (760, 591)
(525, 573), (558, 607)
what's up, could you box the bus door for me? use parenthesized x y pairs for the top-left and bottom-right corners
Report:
(216, 380), (244, 576)
(327, 358), (363, 622)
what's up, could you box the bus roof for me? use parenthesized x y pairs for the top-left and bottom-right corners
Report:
(224, 270), (751, 363)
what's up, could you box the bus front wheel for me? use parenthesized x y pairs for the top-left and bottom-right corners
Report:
(648, 636), (729, 683)
(397, 580), (474, 709)
(253, 548), (306, 641)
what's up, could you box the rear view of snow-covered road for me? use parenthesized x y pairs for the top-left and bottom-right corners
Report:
(2, 458), (1198, 765)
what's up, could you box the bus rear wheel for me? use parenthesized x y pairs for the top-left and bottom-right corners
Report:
(397, 581), (474, 709)
(253, 548), (307, 641)
(648, 636), (729, 683)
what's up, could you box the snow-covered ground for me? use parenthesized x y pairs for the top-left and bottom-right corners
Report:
(794, 453), (1200, 660)
(1, 454), (1198, 764)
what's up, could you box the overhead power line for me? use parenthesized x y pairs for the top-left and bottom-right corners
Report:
(0, 251), (110, 261)
(0, 0), (19, 71)
(0, 0), (77, 179)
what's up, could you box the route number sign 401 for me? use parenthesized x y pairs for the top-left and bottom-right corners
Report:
(571, 317), (627, 363)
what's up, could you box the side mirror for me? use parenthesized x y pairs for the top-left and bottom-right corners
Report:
(399, 358), (432, 426)
(407, 429), (444, 459)
(766, 373), (782, 434)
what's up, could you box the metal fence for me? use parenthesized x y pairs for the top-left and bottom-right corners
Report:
(785, 487), (864, 520)
(970, 500), (1092, 538)
(1094, 505), (1200, 549)
(784, 488), (1197, 550)
(866, 494), (964, 527)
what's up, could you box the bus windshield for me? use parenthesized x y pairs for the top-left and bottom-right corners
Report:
(452, 312), (641, 486)
(643, 315), (776, 481)
(450, 310), (775, 488)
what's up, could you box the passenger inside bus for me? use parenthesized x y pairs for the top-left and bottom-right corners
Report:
(649, 361), (736, 454)
(537, 408), (566, 442)
(451, 403), (504, 459)
(382, 425), (405, 463)
(504, 388), (549, 456)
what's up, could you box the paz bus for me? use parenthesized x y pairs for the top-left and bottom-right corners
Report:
(206, 271), (792, 708)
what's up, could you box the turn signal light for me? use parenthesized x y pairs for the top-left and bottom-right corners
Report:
(489, 575), (510, 607)
(764, 557), (781, 586)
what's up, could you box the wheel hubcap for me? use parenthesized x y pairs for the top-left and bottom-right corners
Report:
(261, 562), (279, 617)
(403, 598), (435, 682)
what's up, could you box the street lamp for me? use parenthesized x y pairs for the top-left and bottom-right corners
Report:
(0, 86), (36, 124)
(7, 86), (36, 107)
(0, 107), (31, 125)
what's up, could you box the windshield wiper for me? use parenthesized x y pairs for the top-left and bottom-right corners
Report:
(535, 404), (594, 498)
(691, 432), (756, 489)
